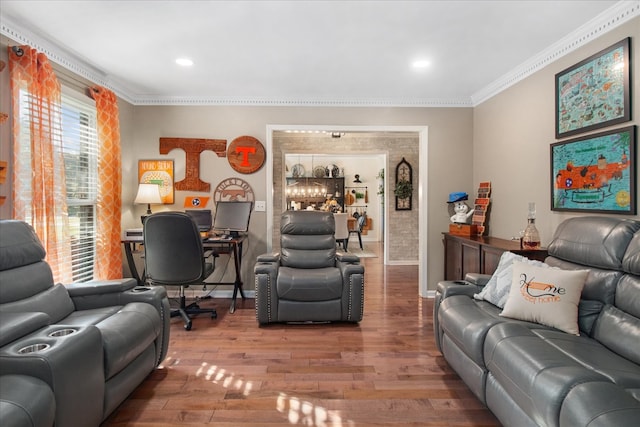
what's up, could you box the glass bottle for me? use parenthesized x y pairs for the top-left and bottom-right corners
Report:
(522, 202), (541, 249)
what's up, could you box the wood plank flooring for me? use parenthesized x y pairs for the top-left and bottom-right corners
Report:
(102, 244), (500, 426)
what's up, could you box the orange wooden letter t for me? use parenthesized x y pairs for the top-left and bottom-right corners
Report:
(159, 138), (227, 192)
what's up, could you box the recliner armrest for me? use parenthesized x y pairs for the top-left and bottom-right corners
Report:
(436, 280), (480, 299)
(254, 255), (281, 325)
(464, 273), (491, 287)
(66, 278), (137, 297)
(254, 260), (279, 276)
(336, 252), (360, 264)
(256, 253), (280, 263)
(67, 279), (170, 313)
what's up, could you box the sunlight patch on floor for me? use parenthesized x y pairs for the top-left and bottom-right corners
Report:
(277, 392), (354, 427)
(166, 354), (354, 426)
(193, 362), (254, 397)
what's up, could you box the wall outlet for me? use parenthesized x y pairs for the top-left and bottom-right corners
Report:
(255, 201), (266, 211)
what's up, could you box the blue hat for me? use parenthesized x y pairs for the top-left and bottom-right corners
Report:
(447, 192), (468, 203)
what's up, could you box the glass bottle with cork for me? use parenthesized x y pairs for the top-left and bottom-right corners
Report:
(522, 202), (541, 249)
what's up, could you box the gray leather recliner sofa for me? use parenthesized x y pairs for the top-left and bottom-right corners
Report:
(433, 216), (640, 427)
(254, 211), (364, 324)
(0, 220), (171, 427)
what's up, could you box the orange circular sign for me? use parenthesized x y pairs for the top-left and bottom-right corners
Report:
(227, 135), (265, 174)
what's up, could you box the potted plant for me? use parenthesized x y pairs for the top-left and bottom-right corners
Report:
(394, 179), (413, 199)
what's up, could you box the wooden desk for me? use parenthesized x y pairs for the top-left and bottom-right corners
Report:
(122, 235), (246, 313)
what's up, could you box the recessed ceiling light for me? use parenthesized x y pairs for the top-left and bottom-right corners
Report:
(412, 60), (431, 69)
(175, 58), (194, 67)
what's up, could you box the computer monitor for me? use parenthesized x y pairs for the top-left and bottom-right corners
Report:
(185, 209), (213, 233)
(213, 201), (253, 236)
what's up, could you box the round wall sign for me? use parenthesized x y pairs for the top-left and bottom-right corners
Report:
(213, 177), (255, 203)
(227, 135), (266, 174)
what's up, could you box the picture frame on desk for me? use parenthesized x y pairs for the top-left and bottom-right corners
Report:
(550, 126), (635, 215)
(555, 37), (630, 139)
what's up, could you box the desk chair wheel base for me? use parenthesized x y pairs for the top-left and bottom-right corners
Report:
(170, 295), (217, 330)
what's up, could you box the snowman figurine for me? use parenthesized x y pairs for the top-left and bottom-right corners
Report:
(451, 201), (474, 224)
(447, 192), (474, 224)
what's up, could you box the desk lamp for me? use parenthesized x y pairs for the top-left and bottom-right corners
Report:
(134, 183), (162, 224)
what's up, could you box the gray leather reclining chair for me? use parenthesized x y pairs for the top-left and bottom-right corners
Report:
(0, 220), (170, 427)
(254, 211), (365, 325)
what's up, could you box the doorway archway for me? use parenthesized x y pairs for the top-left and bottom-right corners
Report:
(266, 125), (430, 296)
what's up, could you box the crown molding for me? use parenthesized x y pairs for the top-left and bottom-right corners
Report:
(129, 95), (473, 108)
(471, 0), (640, 106)
(2, 1), (638, 107)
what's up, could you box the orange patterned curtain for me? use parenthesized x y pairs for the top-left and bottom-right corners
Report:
(9, 45), (72, 282)
(90, 86), (122, 279)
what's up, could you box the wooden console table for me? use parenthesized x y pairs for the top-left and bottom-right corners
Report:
(443, 233), (548, 281)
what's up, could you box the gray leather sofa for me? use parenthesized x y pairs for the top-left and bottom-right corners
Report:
(433, 216), (640, 426)
(0, 220), (171, 427)
(254, 211), (364, 324)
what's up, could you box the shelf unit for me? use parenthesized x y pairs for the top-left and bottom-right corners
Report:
(344, 185), (369, 213)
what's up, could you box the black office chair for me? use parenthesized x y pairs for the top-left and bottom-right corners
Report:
(346, 214), (366, 250)
(143, 211), (217, 330)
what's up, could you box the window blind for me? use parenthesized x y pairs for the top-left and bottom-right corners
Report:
(17, 88), (99, 282)
(61, 93), (99, 282)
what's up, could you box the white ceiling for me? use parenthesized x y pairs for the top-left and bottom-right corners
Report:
(1, 1), (636, 107)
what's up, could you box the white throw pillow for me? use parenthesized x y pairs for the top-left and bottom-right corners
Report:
(474, 251), (549, 308)
(500, 262), (588, 335)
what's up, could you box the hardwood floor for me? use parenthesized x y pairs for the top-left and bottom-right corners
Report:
(102, 244), (500, 426)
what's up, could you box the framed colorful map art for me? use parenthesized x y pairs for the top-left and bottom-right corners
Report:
(550, 126), (635, 215)
(555, 37), (630, 139)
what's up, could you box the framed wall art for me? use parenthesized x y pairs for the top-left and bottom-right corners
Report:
(138, 159), (174, 204)
(555, 37), (630, 139)
(394, 158), (413, 211)
(551, 126), (635, 215)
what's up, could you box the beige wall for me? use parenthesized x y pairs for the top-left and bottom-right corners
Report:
(474, 17), (639, 245)
(121, 106), (474, 291)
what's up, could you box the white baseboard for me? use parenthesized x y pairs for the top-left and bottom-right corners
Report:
(385, 260), (419, 266)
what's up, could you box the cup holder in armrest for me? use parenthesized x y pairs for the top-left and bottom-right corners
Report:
(18, 343), (51, 354)
(132, 286), (152, 292)
(48, 328), (77, 337)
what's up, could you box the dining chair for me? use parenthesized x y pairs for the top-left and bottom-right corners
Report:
(346, 214), (366, 250)
(333, 212), (349, 251)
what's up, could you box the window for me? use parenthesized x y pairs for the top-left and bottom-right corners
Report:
(17, 87), (99, 282)
(61, 91), (99, 282)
